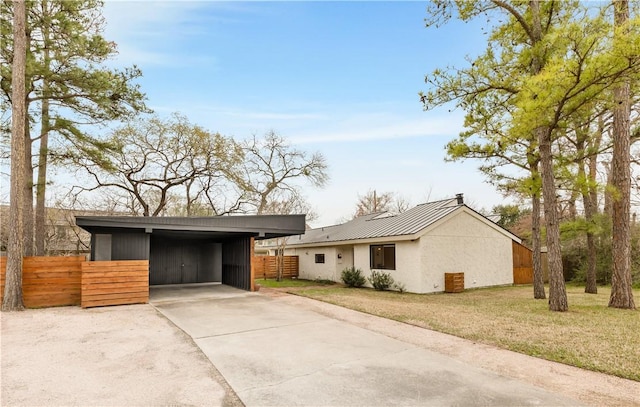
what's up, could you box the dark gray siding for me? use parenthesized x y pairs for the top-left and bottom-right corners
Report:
(111, 233), (150, 260)
(200, 243), (222, 282)
(222, 237), (252, 291)
(149, 237), (223, 285)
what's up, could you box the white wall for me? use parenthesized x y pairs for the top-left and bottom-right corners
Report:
(420, 210), (513, 293)
(288, 247), (339, 281)
(352, 240), (422, 292)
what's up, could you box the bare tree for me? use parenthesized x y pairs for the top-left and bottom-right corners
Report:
(3, 0), (27, 311)
(239, 131), (328, 214)
(354, 189), (409, 217)
(260, 191), (316, 281)
(67, 114), (244, 216)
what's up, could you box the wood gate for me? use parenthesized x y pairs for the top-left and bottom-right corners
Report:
(512, 241), (533, 284)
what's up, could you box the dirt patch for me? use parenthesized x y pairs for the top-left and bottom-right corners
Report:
(1, 304), (243, 407)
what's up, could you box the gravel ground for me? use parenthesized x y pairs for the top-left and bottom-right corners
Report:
(263, 289), (640, 407)
(0, 304), (243, 407)
(2, 289), (639, 407)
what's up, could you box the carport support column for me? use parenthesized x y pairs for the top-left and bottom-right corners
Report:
(250, 237), (256, 291)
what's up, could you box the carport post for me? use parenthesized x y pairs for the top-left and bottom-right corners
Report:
(250, 237), (256, 291)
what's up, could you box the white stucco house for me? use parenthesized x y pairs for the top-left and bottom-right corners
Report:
(271, 194), (524, 294)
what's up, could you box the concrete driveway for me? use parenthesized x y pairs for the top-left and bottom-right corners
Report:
(151, 285), (585, 407)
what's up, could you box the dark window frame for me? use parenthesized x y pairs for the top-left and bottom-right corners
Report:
(315, 253), (325, 264)
(369, 244), (396, 270)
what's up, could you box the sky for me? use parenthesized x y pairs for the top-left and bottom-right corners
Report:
(96, 0), (512, 227)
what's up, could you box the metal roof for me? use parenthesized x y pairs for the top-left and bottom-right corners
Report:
(76, 214), (306, 240)
(286, 197), (520, 246)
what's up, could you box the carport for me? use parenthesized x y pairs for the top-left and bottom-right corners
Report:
(76, 215), (306, 291)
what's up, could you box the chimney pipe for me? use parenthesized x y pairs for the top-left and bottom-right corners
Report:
(456, 193), (464, 205)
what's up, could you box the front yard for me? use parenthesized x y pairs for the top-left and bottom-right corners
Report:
(274, 283), (639, 381)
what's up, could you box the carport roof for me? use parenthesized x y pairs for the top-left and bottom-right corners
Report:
(76, 214), (306, 240)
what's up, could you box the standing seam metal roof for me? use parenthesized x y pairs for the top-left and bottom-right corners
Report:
(289, 197), (463, 245)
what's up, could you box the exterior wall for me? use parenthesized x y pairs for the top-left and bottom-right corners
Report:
(291, 247), (339, 281)
(420, 211), (513, 293)
(222, 237), (253, 291)
(335, 245), (354, 277)
(352, 240), (422, 292)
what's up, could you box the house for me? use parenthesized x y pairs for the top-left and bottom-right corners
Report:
(0, 205), (110, 255)
(76, 214), (306, 291)
(277, 194), (525, 293)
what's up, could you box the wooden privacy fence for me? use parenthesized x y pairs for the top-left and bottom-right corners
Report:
(0, 256), (149, 308)
(81, 260), (149, 308)
(253, 256), (299, 279)
(512, 241), (534, 284)
(0, 256), (84, 308)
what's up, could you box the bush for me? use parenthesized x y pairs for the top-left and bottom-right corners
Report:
(393, 281), (406, 293)
(369, 270), (394, 291)
(341, 267), (366, 287)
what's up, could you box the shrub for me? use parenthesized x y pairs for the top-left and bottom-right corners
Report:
(369, 270), (394, 291)
(341, 267), (366, 287)
(393, 281), (406, 293)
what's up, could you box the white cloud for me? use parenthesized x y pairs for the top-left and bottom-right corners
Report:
(289, 112), (465, 144)
(101, 1), (227, 67)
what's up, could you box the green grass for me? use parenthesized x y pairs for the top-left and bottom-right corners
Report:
(254, 278), (336, 288)
(285, 284), (640, 381)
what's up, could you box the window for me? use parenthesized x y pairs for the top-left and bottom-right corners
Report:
(370, 244), (395, 270)
(315, 253), (325, 264)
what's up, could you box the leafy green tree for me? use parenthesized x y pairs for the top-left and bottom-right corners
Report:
(492, 204), (530, 230)
(555, 108), (609, 294)
(0, 0), (148, 255)
(420, 1), (576, 305)
(422, 1), (640, 311)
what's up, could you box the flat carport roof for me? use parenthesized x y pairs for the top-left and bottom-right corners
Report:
(76, 214), (306, 240)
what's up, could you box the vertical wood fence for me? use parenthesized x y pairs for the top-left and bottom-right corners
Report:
(253, 256), (299, 279)
(81, 260), (149, 308)
(512, 241), (534, 284)
(0, 256), (84, 308)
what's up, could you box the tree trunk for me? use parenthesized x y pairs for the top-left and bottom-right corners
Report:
(35, 100), (48, 255)
(609, 0), (635, 309)
(581, 154), (598, 294)
(530, 161), (546, 299)
(530, 0), (567, 311)
(538, 127), (568, 312)
(23, 116), (34, 256)
(3, 0), (27, 311)
(35, 1), (51, 256)
(532, 191), (546, 299)
(577, 126), (597, 294)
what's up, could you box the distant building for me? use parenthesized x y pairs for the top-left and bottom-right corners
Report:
(0, 205), (123, 255)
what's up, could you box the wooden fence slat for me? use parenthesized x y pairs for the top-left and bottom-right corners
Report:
(0, 256), (82, 307)
(81, 260), (149, 308)
(81, 281), (149, 291)
(253, 256), (299, 279)
(512, 241), (534, 284)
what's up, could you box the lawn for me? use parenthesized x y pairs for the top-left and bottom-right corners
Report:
(284, 283), (640, 381)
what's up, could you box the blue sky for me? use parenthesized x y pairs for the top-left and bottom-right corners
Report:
(100, 1), (512, 226)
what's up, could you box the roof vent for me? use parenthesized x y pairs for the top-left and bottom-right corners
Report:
(456, 193), (464, 205)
